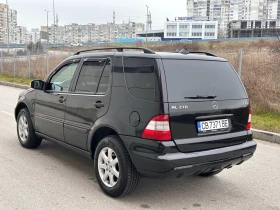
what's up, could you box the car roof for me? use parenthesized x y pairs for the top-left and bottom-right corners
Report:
(68, 51), (227, 62)
(156, 52), (227, 61)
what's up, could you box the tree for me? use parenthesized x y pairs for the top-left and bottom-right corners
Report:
(218, 29), (226, 39)
(35, 41), (43, 50)
(27, 42), (34, 51)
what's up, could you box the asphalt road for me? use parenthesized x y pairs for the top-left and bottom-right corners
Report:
(0, 85), (280, 210)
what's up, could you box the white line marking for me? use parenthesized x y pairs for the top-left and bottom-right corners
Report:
(1, 111), (14, 117)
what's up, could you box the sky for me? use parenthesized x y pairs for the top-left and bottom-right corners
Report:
(3, 0), (188, 30)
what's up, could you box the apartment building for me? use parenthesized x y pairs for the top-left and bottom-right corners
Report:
(15, 26), (29, 44)
(41, 22), (145, 43)
(0, 3), (17, 43)
(164, 20), (218, 40)
(30, 28), (40, 43)
(186, 0), (280, 37)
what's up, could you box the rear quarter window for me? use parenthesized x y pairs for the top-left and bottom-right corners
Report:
(123, 57), (161, 101)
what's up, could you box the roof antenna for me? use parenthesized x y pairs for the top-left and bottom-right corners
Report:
(179, 48), (189, 54)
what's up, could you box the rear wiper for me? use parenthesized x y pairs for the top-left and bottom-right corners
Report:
(185, 95), (217, 99)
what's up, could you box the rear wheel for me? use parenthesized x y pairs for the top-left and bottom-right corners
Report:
(94, 136), (139, 197)
(17, 108), (42, 149)
(198, 169), (223, 177)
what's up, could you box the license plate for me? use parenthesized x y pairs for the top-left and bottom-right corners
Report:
(197, 119), (229, 132)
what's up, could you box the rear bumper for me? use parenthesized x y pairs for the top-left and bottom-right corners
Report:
(120, 135), (257, 178)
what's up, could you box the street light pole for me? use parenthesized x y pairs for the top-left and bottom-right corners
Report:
(146, 5), (148, 44)
(6, 0), (9, 54)
(53, 0), (56, 46)
(45, 10), (50, 47)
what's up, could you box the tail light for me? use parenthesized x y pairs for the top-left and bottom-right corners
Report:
(141, 115), (171, 141)
(246, 108), (252, 130)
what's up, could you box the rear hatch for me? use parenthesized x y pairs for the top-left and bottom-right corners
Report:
(162, 59), (250, 153)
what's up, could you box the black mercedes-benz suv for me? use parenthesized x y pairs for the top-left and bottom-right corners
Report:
(15, 47), (257, 197)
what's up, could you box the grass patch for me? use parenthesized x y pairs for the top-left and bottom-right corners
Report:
(252, 112), (280, 133)
(0, 74), (33, 86)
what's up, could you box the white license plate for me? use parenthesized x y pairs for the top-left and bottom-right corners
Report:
(197, 119), (229, 132)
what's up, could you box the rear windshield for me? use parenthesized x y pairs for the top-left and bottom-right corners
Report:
(162, 60), (247, 102)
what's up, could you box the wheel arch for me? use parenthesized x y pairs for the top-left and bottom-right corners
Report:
(15, 102), (29, 120)
(88, 125), (119, 158)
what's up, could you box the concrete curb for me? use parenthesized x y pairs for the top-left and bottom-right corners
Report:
(252, 129), (280, 144)
(0, 80), (280, 144)
(0, 80), (29, 89)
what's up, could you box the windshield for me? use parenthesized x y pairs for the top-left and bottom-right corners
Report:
(162, 59), (247, 102)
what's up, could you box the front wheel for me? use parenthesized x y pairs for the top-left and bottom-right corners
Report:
(17, 108), (42, 149)
(94, 136), (139, 197)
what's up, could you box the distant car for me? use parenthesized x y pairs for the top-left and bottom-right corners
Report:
(70, 43), (83, 47)
(180, 39), (192, 43)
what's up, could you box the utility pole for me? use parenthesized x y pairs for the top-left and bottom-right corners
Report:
(45, 10), (50, 47)
(149, 12), (152, 30)
(56, 13), (59, 43)
(113, 10), (115, 42)
(6, 0), (9, 54)
(128, 18), (130, 38)
(146, 5), (152, 43)
(146, 5), (149, 43)
(53, 0), (56, 46)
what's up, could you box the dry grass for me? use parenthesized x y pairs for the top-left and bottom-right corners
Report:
(1, 54), (67, 79)
(219, 53), (280, 113)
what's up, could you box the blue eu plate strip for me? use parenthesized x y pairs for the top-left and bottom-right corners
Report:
(197, 122), (201, 132)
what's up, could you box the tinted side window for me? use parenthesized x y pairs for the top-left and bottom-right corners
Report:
(75, 60), (106, 93)
(48, 63), (78, 92)
(123, 57), (160, 101)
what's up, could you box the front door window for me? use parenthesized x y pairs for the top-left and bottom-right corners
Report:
(47, 63), (79, 92)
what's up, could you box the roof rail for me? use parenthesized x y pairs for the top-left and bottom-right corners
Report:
(73, 47), (155, 55)
(189, 51), (217, 57)
(178, 48), (216, 57)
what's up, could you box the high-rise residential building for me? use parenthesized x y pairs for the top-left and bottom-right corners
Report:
(29, 28), (40, 43)
(15, 26), (29, 44)
(186, 0), (280, 37)
(41, 22), (145, 43)
(0, 3), (17, 43)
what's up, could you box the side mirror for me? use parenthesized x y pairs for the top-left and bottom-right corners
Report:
(31, 80), (44, 90)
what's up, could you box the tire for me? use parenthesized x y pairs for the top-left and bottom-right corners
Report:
(94, 135), (139, 197)
(198, 169), (223, 177)
(17, 108), (42, 149)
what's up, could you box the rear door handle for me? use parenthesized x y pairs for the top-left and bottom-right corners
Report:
(94, 101), (105, 109)
(58, 96), (66, 103)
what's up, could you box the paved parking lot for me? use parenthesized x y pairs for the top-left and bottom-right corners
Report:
(0, 85), (280, 210)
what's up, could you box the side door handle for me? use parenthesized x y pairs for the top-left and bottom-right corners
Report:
(94, 101), (105, 109)
(59, 96), (66, 103)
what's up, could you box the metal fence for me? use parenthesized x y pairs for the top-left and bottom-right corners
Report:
(0, 49), (279, 81)
(0, 48), (72, 79)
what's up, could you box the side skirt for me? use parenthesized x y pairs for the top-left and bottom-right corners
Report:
(36, 132), (93, 160)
